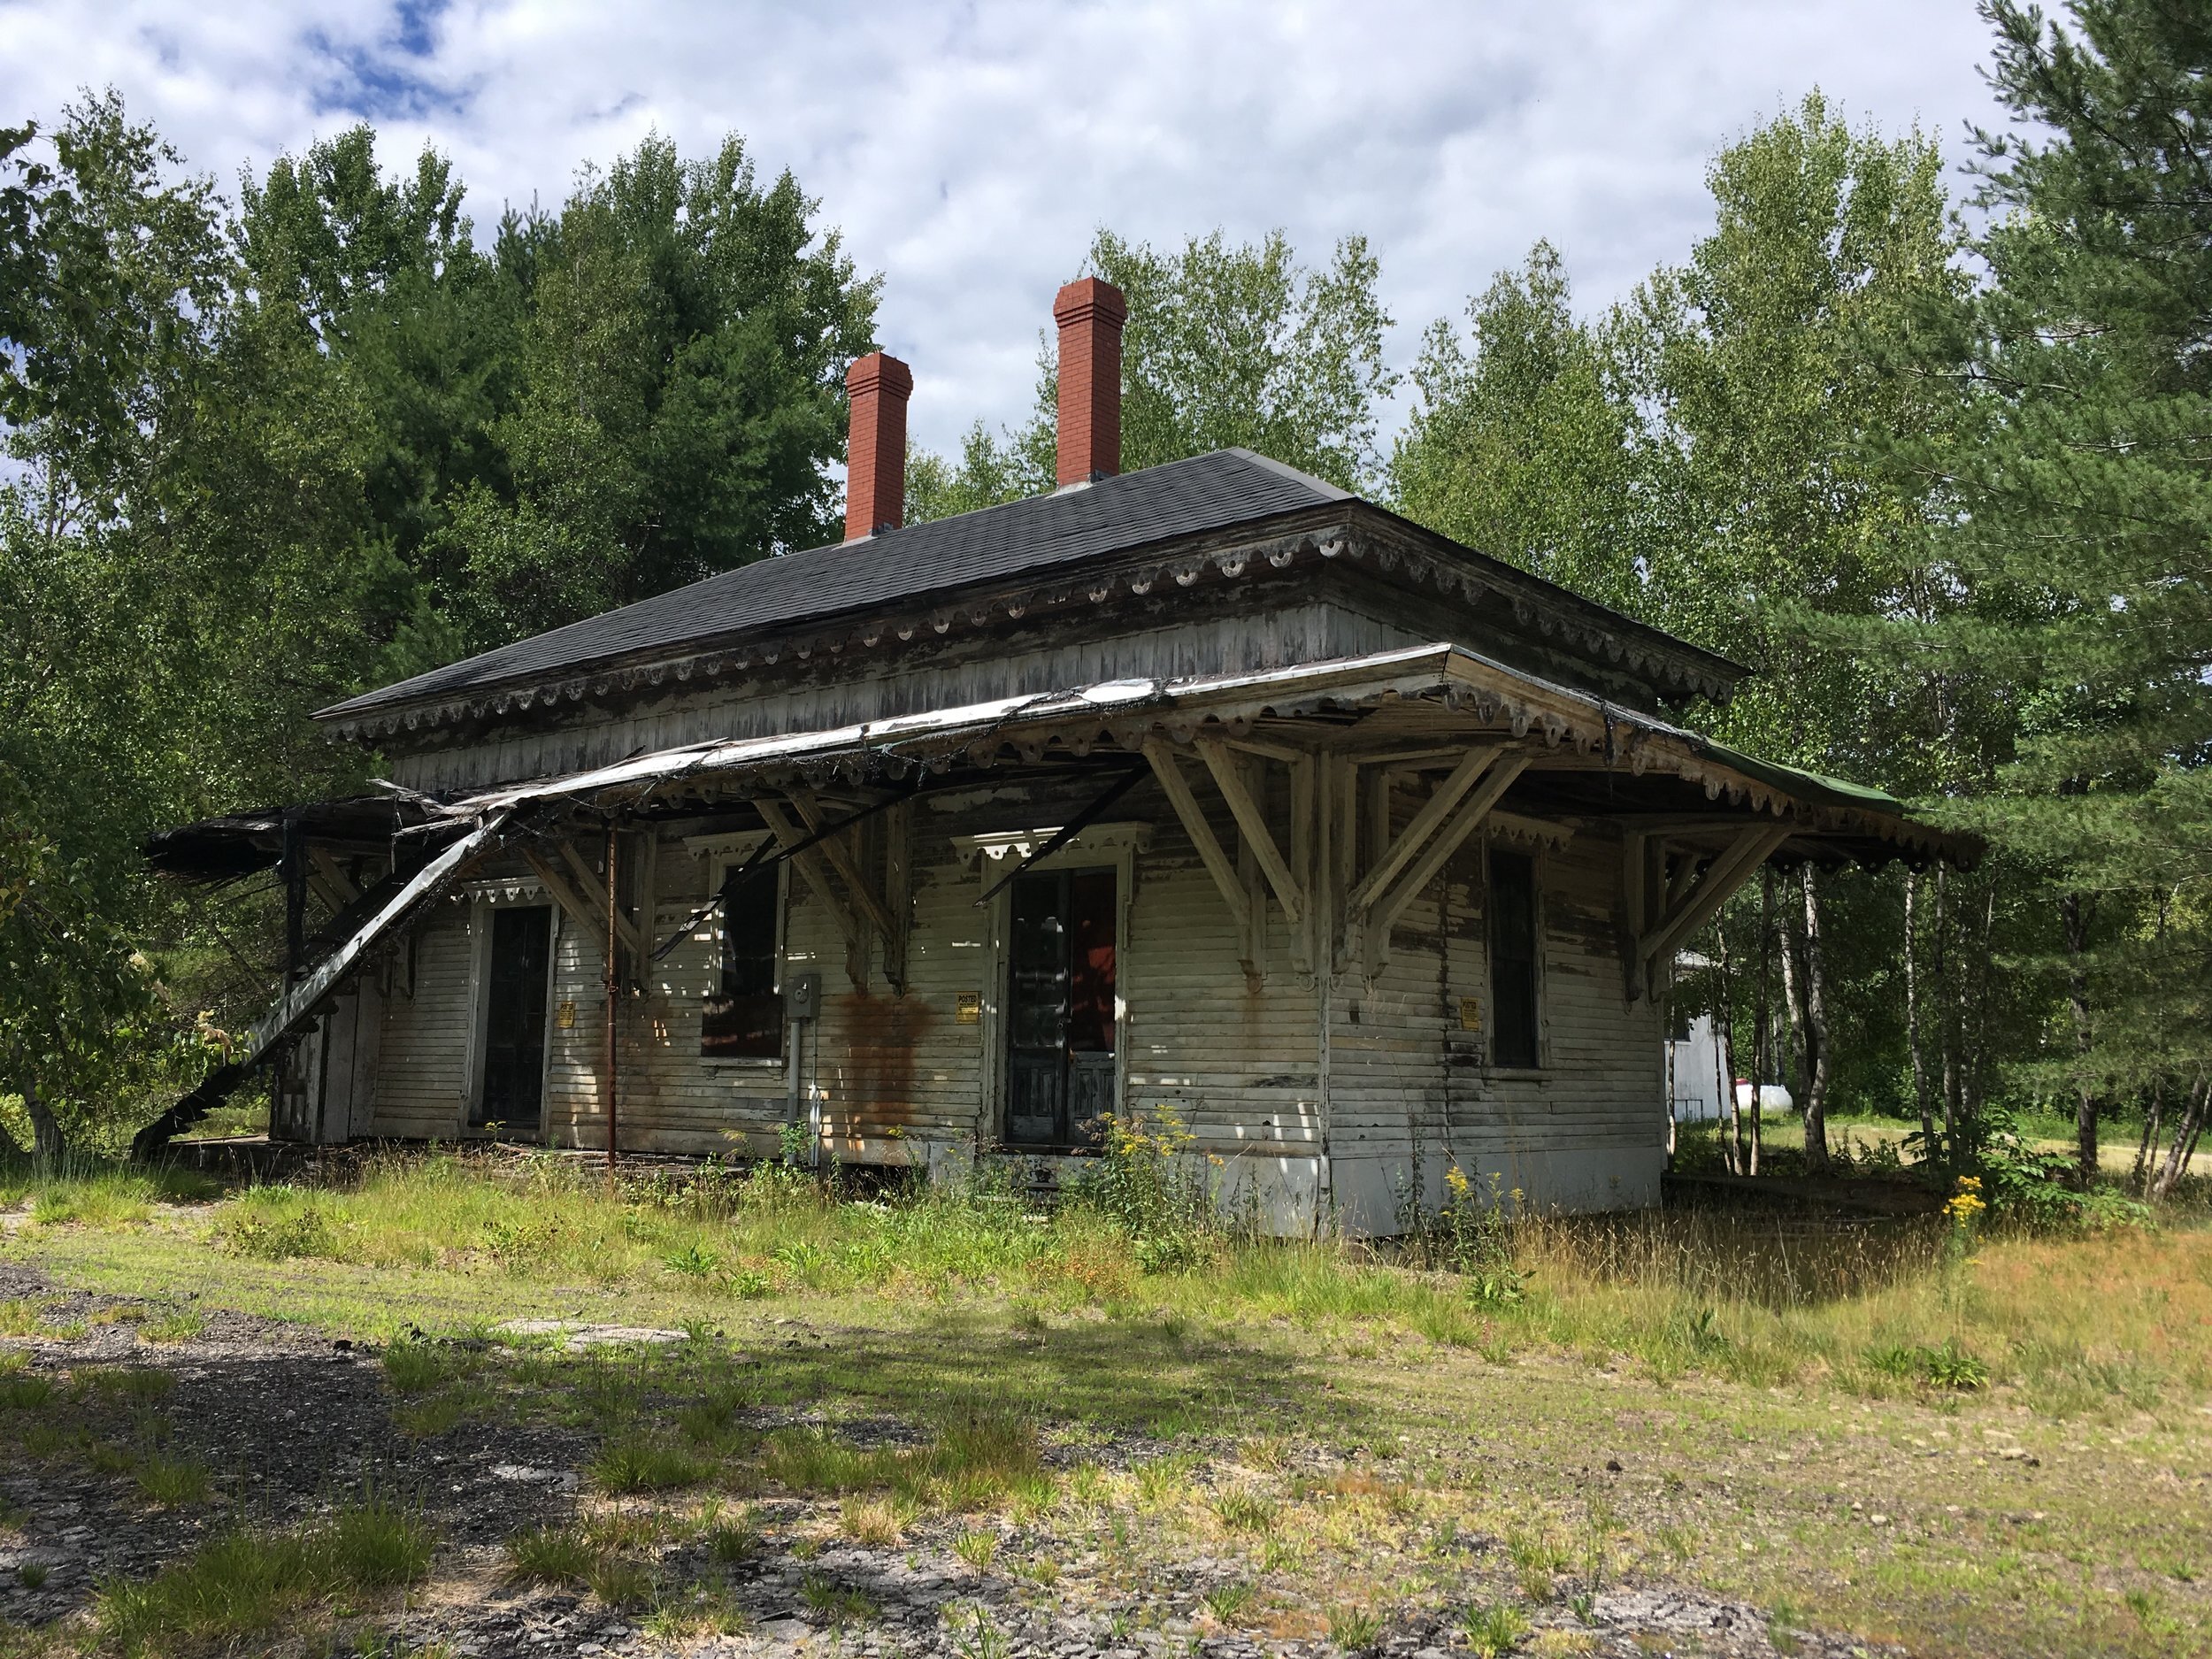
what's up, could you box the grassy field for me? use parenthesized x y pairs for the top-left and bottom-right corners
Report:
(2, 1148), (2208, 1656)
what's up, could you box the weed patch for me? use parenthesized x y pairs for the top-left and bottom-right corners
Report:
(96, 1496), (431, 1650)
(591, 1436), (713, 1494)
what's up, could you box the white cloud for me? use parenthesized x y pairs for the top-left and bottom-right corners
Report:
(0, 0), (2008, 453)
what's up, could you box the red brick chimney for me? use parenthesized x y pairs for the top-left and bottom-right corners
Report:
(1054, 278), (1128, 488)
(844, 351), (913, 541)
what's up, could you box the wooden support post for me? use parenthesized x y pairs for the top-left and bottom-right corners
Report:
(1290, 751), (1317, 972)
(1621, 829), (1647, 1002)
(1332, 756), (1359, 970)
(882, 800), (911, 993)
(1142, 740), (1249, 930)
(1235, 755), (1266, 978)
(603, 823), (619, 1173)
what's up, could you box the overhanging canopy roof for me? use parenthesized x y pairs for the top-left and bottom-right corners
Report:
(411, 641), (1975, 869)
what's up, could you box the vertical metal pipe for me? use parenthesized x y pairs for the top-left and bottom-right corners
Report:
(604, 824), (619, 1173)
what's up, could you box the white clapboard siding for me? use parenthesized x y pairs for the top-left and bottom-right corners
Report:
(368, 901), (473, 1137)
(360, 764), (1664, 1221)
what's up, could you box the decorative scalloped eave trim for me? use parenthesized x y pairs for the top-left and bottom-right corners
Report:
(322, 518), (1740, 744)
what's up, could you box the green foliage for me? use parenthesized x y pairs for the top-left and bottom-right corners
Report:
(1391, 242), (1645, 610)
(505, 1524), (596, 1585)
(910, 227), (1396, 518)
(1325, 1605), (1383, 1648)
(0, 101), (878, 1147)
(1862, 1337), (1991, 1392)
(589, 1435), (713, 1493)
(1461, 1601), (1530, 1658)
(1855, 1), (2212, 1184)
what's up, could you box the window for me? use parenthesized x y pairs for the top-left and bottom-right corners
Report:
(1488, 849), (1540, 1068)
(702, 863), (782, 1059)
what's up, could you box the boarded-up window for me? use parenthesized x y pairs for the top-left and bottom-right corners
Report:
(702, 865), (782, 1059)
(1488, 849), (1540, 1068)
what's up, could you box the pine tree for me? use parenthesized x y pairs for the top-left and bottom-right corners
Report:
(1904, 0), (2212, 1187)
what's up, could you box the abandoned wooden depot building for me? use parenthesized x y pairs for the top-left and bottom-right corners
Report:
(149, 279), (1971, 1232)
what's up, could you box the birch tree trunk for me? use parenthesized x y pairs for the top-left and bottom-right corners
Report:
(1935, 866), (1959, 1152)
(1752, 867), (1771, 1177)
(1906, 869), (1933, 1162)
(1800, 864), (1833, 1175)
(2151, 1074), (2207, 1201)
(1717, 927), (1740, 1174)
(2133, 1082), (2163, 1196)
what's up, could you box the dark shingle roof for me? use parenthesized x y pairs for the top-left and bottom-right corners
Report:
(321, 449), (1346, 719)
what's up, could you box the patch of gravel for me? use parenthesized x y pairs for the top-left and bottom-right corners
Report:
(0, 1260), (1895, 1659)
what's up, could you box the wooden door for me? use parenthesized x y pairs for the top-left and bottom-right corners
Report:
(477, 905), (550, 1132)
(1003, 869), (1118, 1148)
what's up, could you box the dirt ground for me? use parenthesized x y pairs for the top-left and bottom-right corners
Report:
(0, 1257), (1898, 1659)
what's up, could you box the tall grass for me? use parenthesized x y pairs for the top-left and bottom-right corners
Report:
(0, 1152), (219, 1226)
(74, 1140), (2193, 1418)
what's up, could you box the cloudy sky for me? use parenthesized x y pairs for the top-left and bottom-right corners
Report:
(0, 0), (2013, 454)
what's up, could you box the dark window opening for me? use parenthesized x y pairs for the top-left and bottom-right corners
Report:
(1488, 849), (1540, 1069)
(703, 864), (783, 1059)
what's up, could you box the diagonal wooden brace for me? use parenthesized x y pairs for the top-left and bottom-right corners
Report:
(756, 796), (862, 956)
(1636, 824), (1793, 979)
(549, 841), (645, 961)
(786, 785), (900, 940)
(1371, 755), (1532, 937)
(1197, 734), (1305, 929)
(1143, 740), (1249, 931)
(1347, 744), (1502, 913)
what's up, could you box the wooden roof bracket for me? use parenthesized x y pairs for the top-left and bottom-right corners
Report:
(1142, 739), (1251, 936)
(1196, 735), (1310, 975)
(546, 840), (646, 963)
(757, 795), (870, 989)
(1632, 822), (1794, 1000)
(1349, 750), (1529, 976)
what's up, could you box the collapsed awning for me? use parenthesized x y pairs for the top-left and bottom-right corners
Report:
(132, 812), (514, 1156)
